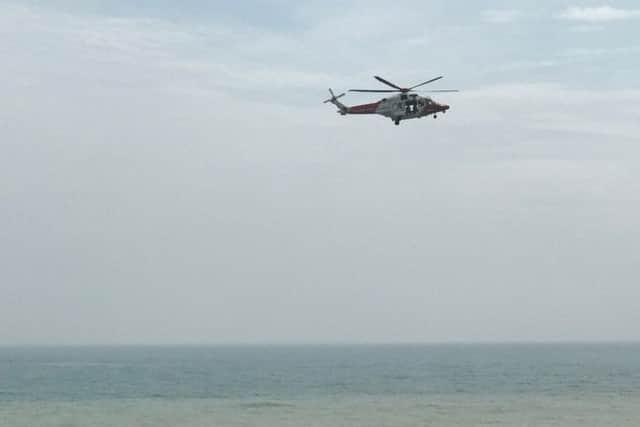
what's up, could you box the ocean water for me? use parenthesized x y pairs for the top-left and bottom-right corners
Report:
(1, 344), (639, 426)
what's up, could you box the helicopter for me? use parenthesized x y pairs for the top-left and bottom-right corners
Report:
(324, 75), (458, 125)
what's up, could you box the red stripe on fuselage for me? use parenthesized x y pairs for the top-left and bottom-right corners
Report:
(347, 101), (380, 114)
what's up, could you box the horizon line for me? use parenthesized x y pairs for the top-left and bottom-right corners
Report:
(2, 339), (639, 348)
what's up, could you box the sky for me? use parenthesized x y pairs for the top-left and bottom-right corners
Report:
(1, 1), (639, 345)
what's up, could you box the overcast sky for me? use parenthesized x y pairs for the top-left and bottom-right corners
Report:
(1, 1), (639, 345)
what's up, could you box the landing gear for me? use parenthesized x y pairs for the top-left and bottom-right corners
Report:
(433, 114), (437, 119)
(394, 119), (400, 126)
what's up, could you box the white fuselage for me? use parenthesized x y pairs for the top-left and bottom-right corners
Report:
(344, 93), (449, 124)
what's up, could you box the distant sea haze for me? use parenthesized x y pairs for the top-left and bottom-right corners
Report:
(1, 344), (640, 426)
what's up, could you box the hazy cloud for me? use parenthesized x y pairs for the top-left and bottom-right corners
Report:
(557, 6), (640, 22)
(482, 9), (522, 24)
(1, 1), (640, 344)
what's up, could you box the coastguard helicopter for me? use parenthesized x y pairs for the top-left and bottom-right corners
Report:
(324, 75), (458, 125)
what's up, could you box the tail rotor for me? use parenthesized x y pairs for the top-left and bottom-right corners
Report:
(323, 88), (346, 104)
(323, 89), (348, 115)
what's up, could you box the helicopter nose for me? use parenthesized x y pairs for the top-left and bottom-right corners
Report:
(442, 104), (450, 111)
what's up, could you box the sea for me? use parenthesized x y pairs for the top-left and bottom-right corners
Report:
(1, 344), (639, 426)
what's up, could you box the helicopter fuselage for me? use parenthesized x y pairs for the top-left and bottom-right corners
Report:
(324, 75), (456, 125)
(342, 93), (449, 124)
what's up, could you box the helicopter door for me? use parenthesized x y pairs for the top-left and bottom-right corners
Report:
(405, 98), (418, 114)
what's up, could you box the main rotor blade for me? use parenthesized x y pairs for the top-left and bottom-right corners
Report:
(374, 76), (403, 90)
(409, 76), (444, 90)
(349, 89), (400, 93)
(417, 89), (459, 93)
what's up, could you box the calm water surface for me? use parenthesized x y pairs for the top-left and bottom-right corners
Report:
(1, 344), (639, 426)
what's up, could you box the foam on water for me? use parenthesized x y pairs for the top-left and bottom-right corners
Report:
(2, 395), (640, 427)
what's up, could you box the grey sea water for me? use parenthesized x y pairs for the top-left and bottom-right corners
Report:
(1, 344), (639, 426)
